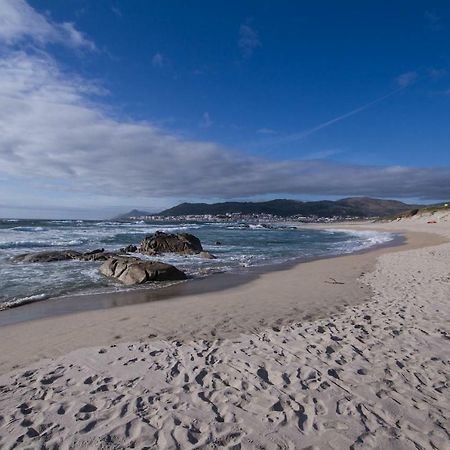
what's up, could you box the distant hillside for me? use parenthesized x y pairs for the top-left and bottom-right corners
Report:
(114, 209), (151, 220)
(158, 197), (417, 218)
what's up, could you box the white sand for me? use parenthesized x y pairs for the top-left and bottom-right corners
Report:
(0, 211), (449, 449)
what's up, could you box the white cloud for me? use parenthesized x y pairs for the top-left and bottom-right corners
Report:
(0, 0), (96, 50)
(59, 22), (96, 51)
(396, 71), (418, 88)
(238, 24), (261, 58)
(0, 51), (450, 203)
(199, 112), (213, 128)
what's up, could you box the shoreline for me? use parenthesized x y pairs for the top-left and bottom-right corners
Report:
(0, 227), (404, 326)
(0, 227), (445, 375)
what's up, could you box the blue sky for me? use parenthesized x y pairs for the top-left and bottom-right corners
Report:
(0, 0), (449, 218)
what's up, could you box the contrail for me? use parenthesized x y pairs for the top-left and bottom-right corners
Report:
(253, 86), (406, 152)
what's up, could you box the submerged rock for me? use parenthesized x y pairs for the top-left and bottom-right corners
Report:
(139, 231), (203, 255)
(100, 257), (187, 285)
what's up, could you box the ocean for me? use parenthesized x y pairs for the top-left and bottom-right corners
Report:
(0, 219), (395, 310)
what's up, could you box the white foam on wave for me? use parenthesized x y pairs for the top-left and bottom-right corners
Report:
(0, 293), (49, 311)
(0, 238), (87, 249)
(327, 229), (395, 253)
(12, 226), (45, 232)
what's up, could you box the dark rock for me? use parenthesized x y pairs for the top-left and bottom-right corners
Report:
(80, 251), (116, 261)
(84, 248), (104, 255)
(119, 244), (137, 253)
(14, 250), (82, 263)
(215, 241), (222, 245)
(14, 249), (115, 263)
(100, 257), (187, 285)
(139, 231), (203, 255)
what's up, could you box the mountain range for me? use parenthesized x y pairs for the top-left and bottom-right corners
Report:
(115, 197), (418, 219)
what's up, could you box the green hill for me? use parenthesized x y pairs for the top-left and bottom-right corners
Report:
(158, 197), (417, 218)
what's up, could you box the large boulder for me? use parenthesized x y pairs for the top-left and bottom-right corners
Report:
(100, 257), (187, 285)
(139, 231), (203, 255)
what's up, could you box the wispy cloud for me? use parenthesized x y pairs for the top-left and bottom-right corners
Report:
(0, 0), (96, 50)
(111, 5), (122, 18)
(199, 112), (213, 128)
(396, 71), (418, 88)
(238, 24), (261, 58)
(152, 52), (167, 68)
(425, 10), (442, 32)
(257, 128), (277, 135)
(428, 68), (447, 80)
(300, 149), (343, 160)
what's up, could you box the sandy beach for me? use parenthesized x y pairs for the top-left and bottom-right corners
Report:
(0, 212), (449, 449)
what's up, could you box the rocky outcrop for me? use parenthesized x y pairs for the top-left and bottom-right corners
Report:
(14, 250), (83, 263)
(100, 257), (187, 285)
(14, 249), (116, 263)
(139, 231), (203, 255)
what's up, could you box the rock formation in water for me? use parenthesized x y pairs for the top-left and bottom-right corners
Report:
(14, 249), (116, 263)
(13, 232), (213, 285)
(139, 231), (203, 255)
(100, 257), (187, 285)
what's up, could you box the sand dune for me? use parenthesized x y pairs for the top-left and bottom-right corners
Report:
(0, 215), (449, 449)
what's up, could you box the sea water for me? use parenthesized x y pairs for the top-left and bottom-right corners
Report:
(0, 219), (394, 309)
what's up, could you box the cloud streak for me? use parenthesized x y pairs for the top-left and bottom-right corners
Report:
(238, 24), (261, 58)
